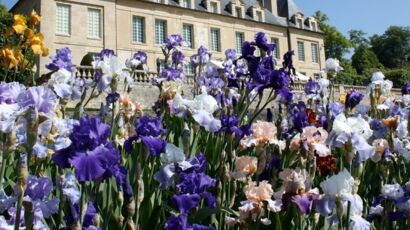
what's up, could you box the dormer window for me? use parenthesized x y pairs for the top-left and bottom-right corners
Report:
(210, 1), (218, 13)
(255, 10), (263, 22)
(235, 6), (242, 18)
(297, 18), (303, 29)
(182, 0), (191, 8)
(311, 21), (317, 31)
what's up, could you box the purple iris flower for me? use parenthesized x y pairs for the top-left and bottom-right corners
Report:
(113, 166), (134, 198)
(0, 82), (25, 104)
(99, 49), (115, 58)
(292, 194), (312, 214)
(282, 51), (296, 75)
(69, 117), (110, 150)
(241, 41), (256, 58)
(289, 101), (307, 115)
(258, 154), (281, 181)
(345, 89), (364, 109)
(165, 34), (185, 49)
(172, 194), (201, 214)
(172, 51), (185, 64)
(247, 65), (272, 94)
(136, 116), (166, 137)
(61, 172), (80, 205)
(247, 59), (290, 94)
(217, 114), (251, 139)
(162, 69), (183, 81)
(45, 47), (73, 72)
(140, 136), (167, 156)
(271, 69), (291, 90)
(304, 80), (321, 95)
(106, 92), (120, 104)
(315, 195), (336, 216)
(0, 207), (49, 229)
(402, 82), (410, 95)
(165, 214), (188, 230)
(389, 105), (408, 118)
(218, 114), (239, 131)
(252, 32), (275, 54)
(52, 117), (120, 182)
(165, 214), (216, 230)
(328, 103), (344, 119)
(69, 141), (120, 182)
(225, 49), (237, 60)
(0, 175), (59, 219)
(133, 51), (148, 64)
(370, 119), (389, 139)
(124, 116), (167, 156)
(191, 46), (211, 68)
(65, 202), (99, 228)
(292, 111), (309, 132)
(278, 88), (293, 102)
(198, 67), (225, 93)
(17, 86), (58, 114)
(177, 171), (216, 194)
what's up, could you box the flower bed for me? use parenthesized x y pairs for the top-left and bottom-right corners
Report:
(1, 12), (410, 230)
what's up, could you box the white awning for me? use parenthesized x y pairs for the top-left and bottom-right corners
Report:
(206, 60), (224, 69)
(295, 72), (310, 81)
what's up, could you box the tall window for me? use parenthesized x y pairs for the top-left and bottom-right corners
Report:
(184, 63), (194, 75)
(159, 60), (166, 72)
(88, 52), (100, 61)
(235, 32), (244, 54)
(311, 43), (319, 63)
(88, 8), (101, 38)
(56, 4), (70, 35)
(255, 11), (262, 22)
(182, 24), (193, 48)
(182, 0), (190, 8)
(132, 16), (144, 43)
(210, 28), (220, 52)
(235, 7), (242, 18)
(255, 48), (260, 57)
(155, 19), (167, 44)
(210, 2), (218, 13)
(271, 38), (279, 59)
(297, 41), (305, 61)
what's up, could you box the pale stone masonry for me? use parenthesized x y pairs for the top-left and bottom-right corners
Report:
(11, 0), (326, 77)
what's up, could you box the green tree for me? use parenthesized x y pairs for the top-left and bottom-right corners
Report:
(314, 11), (352, 60)
(351, 45), (383, 75)
(370, 26), (410, 68)
(0, 1), (12, 46)
(349, 29), (369, 48)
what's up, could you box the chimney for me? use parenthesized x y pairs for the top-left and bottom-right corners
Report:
(264, 0), (278, 16)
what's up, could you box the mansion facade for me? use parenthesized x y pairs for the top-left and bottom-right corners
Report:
(11, 0), (326, 77)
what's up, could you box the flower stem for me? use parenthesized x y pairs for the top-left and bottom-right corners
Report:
(0, 135), (6, 190)
(14, 190), (24, 230)
(14, 154), (28, 230)
(79, 183), (86, 227)
(345, 201), (351, 230)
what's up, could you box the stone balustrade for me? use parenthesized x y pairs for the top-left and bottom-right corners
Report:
(73, 65), (402, 109)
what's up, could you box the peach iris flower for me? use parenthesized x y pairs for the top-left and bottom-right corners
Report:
(232, 156), (258, 180)
(244, 181), (274, 203)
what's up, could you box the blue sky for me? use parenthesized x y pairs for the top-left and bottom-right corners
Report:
(3, 0), (410, 38)
(294, 0), (410, 37)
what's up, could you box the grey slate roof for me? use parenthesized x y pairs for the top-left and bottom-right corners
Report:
(168, 0), (318, 32)
(277, 0), (302, 18)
